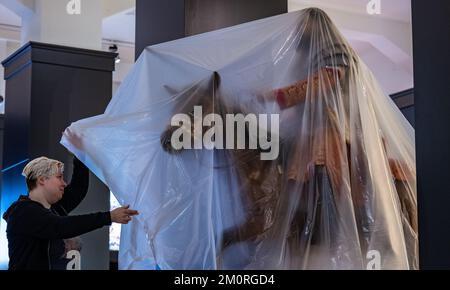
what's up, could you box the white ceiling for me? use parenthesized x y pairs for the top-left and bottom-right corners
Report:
(0, 0), (414, 94)
(104, 0), (412, 44)
(288, 0), (414, 94)
(289, 0), (411, 23)
(0, 3), (21, 26)
(102, 8), (135, 44)
(0, 1), (412, 43)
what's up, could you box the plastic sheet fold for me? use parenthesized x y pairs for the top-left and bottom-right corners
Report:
(61, 8), (417, 269)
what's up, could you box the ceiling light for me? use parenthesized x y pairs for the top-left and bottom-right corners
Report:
(109, 44), (120, 64)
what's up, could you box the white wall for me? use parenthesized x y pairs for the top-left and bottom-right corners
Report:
(0, 40), (20, 114)
(21, 0), (103, 50)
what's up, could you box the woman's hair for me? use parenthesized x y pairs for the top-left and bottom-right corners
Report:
(22, 157), (64, 191)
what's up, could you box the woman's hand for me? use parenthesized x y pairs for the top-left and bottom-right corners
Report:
(110, 205), (139, 224)
(63, 127), (84, 150)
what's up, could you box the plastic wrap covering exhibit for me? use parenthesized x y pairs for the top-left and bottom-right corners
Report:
(61, 8), (418, 270)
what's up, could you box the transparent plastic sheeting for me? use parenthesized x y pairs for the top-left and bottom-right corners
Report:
(61, 8), (418, 270)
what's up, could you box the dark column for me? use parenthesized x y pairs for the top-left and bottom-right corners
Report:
(0, 114), (3, 229)
(185, 0), (288, 36)
(135, 0), (288, 59)
(412, 0), (450, 269)
(135, 0), (186, 59)
(1, 42), (117, 270)
(390, 89), (415, 127)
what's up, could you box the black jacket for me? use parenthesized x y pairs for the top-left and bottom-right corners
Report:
(2, 157), (111, 270)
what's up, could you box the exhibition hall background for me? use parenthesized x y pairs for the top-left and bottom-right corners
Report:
(0, 0), (448, 269)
